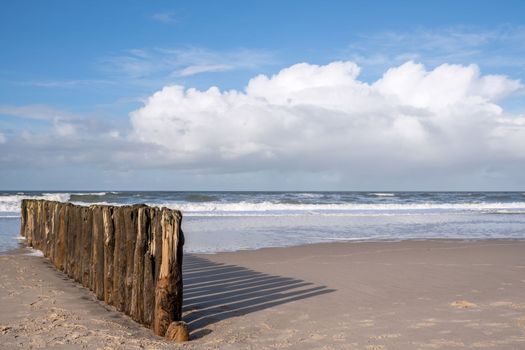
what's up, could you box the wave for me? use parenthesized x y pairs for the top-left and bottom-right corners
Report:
(4, 191), (525, 217)
(277, 199), (303, 204)
(295, 193), (325, 198)
(183, 194), (219, 202)
(69, 192), (109, 203)
(0, 193), (70, 213)
(488, 210), (525, 215)
(154, 200), (525, 214)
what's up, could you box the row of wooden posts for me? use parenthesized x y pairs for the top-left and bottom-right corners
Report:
(20, 199), (188, 341)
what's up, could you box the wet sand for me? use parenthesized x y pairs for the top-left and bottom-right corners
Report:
(1, 240), (525, 349)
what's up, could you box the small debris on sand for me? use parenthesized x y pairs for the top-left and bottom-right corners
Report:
(451, 300), (478, 309)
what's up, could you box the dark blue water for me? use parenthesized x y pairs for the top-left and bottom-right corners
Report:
(2, 191), (525, 253)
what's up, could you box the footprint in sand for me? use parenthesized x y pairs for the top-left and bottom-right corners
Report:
(309, 333), (326, 340)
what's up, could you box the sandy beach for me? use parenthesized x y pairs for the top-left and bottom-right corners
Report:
(3, 1), (525, 349)
(1, 240), (525, 349)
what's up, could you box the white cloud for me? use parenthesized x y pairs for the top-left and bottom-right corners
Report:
(373, 62), (521, 108)
(344, 26), (525, 77)
(130, 60), (524, 177)
(101, 47), (275, 80)
(3, 60), (524, 189)
(178, 64), (233, 77)
(52, 118), (77, 137)
(151, 12), (177, 23)
(0, 108), (144, 171)
(0, 132), (6, 144)
(0, 104), (74, 120)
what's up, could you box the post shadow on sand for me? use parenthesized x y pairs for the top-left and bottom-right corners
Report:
(182, 254), (335, 340)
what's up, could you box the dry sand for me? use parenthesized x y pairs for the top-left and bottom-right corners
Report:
(1, 240), (525, 349)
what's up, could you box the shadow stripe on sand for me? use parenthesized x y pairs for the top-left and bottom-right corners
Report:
(182, 254), (335, 339)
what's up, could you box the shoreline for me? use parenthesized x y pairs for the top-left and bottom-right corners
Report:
(1, 239), (525, 348)
(4, 237), (525, 257)
(187, 237), (525, 255)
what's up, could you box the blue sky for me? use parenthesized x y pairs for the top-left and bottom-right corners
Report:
(1, 1), (525, 190)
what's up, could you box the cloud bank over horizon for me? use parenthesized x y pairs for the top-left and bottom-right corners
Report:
(128, 60), (524, 184)
(2, 60), (525, 189)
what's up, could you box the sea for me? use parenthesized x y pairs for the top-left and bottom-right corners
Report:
(1, 191), (525, 254)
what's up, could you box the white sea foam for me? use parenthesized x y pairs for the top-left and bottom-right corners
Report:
(25, 248), (44, 257)
(156, 200), (525, 215)
(5, 191), (525, 218)
(490, 210), (525, 214)
(296, 193), (324, 198)
(0, 193), (70, 213)
(72, 192), (107, 196)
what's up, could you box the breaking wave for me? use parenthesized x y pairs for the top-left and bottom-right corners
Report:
(0, 193), (70, 214)
(155, 200), (525, 216)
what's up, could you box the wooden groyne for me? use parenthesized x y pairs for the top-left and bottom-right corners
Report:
(20, 199), (186, 340)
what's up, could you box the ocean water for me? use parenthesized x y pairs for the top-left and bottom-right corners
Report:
(1, 191), (525, 253)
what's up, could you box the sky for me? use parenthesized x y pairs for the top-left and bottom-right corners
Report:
(1, 0), (525, 191)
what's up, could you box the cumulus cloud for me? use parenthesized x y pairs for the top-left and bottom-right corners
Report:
(129, 60), (524, 178)
(3, 60), (524, 188)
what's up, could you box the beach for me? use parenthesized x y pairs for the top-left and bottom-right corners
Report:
(1, 239), (525, 349)
(3, 1), (525, 348)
